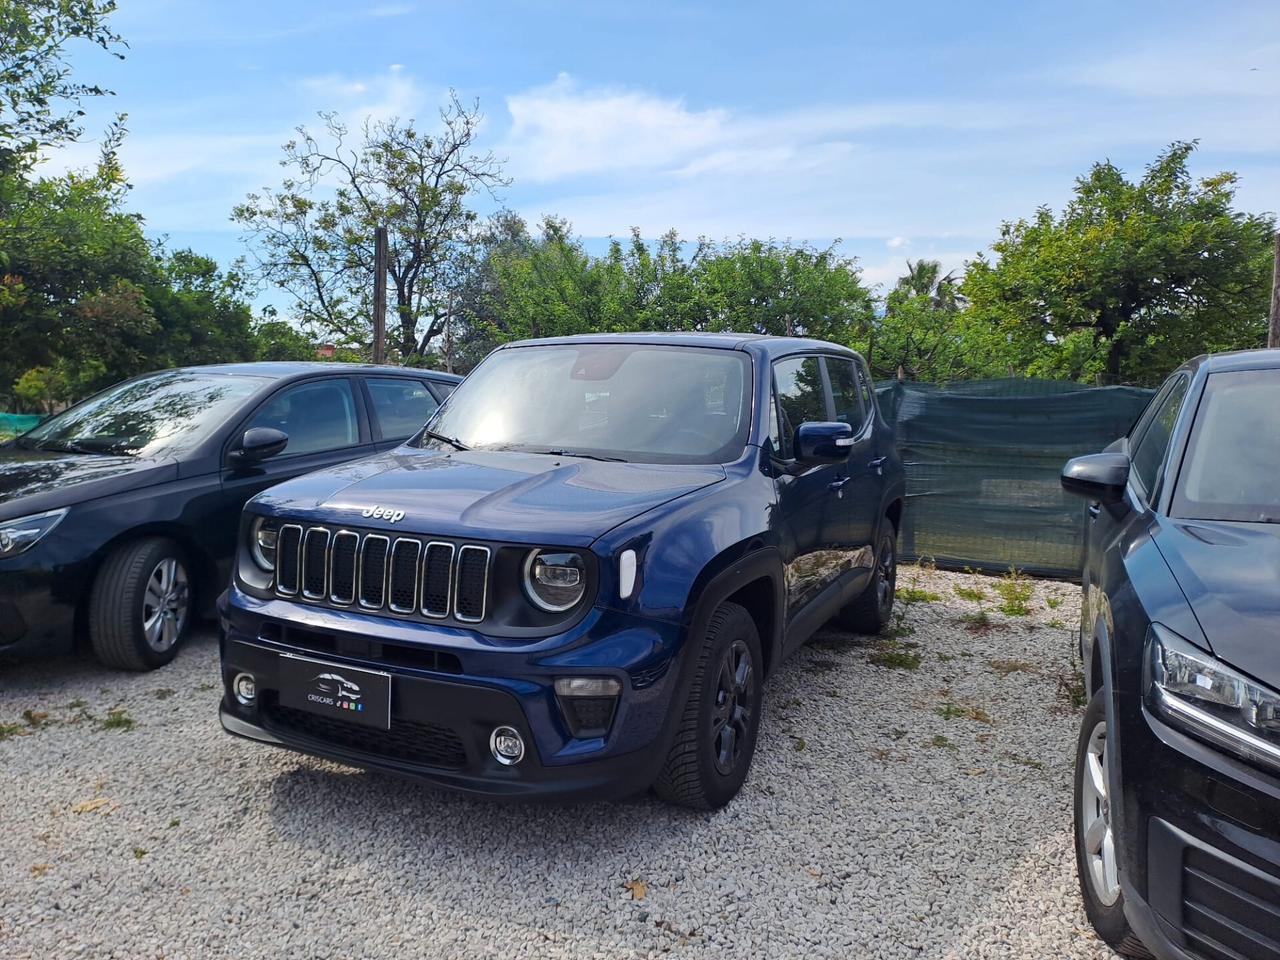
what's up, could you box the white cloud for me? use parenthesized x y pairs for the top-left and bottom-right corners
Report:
(297, 66), (429, 126)
(886, 236), (909, 249)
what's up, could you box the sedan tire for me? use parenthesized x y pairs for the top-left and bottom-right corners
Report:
(89, 537), (192, 671)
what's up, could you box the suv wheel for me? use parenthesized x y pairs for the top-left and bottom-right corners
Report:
(1074, 689), (1151, 957)
(653, 601), (762, 810)
(89, 537), (192, 671)
(835, 528), (897, 634)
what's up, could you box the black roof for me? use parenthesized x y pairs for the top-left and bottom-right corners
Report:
(173, 361), (462, 382)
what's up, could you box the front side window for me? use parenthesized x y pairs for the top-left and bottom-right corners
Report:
(18, 372), (269, 458)
(1130, 375), (1188, 498)
(1173, 369), (1280, 522)
(247, 379), (359, 456)
(367, 377), (439, 440)
(773, 356), (828, 459)
(417, 344), (751, 465)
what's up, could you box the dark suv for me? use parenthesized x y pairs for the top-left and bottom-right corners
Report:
(1062, 350), (1280, 959)
(219, 334), (904, 808)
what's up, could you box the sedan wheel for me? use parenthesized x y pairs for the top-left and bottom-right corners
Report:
(142, 557), (190, 653)
(90, 537), (195, 671)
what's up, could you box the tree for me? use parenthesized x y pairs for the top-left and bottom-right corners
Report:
(232, 93), (508, 360)
(962, 142), (1277, 385)
(0, 0), (126, 168)
(250, 315), (318, 361)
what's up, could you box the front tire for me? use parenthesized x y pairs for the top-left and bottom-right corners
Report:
(89, 538), (193, 671)
(1074, 689), (1151, 957)
(653, 601), (763, 810)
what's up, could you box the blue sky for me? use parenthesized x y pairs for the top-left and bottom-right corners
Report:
(46, 0), (1280, 304)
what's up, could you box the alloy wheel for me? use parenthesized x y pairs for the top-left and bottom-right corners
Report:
(142, 557), (189, 653)
(876, 538), (896, 619)
(711, 638), (756, 776)
(1080, 719), (1121, 906)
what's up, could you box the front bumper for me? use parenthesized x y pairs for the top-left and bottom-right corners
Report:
(1117, 693), (1280, 960)
(218, 586), (688, 801)
(0, 549), (80, 656)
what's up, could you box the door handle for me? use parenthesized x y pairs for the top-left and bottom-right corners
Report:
(1088, 503), (1101, 519)
(829, 476), (851, 492)
(868, 456), (887, 476)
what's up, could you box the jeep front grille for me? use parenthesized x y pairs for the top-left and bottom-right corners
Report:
(275, 524), (490, 624)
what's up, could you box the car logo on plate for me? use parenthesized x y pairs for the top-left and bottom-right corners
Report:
(361, 505), (405, 523)
(308, 672), (365, 712)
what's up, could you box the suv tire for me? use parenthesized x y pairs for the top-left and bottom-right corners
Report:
(653, 601), (762, 810)
(835, 528), (897, 634)
(1074, 689), (1151, 958)
(89, 537), (192, 671)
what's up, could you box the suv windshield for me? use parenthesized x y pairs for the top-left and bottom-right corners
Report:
(1172, 369), (1280, 523)
(417, 343), (752, 464)
(19, 371), (269, 458)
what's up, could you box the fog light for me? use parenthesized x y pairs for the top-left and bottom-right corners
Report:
(232, 672), (257, 706)
(490, 725), (525, 765)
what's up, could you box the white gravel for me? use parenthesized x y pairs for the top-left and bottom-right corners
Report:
(0, 568), (1114, 959)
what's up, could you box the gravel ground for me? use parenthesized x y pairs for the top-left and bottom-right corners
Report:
(0, 567), (1114, 960)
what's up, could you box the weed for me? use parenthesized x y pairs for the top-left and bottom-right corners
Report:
(959, 609), (994, 633)
(1004, 752), (1045, 771)
(935, 702), (994, 724)
(1046, 596), (1063, 610)
(168, 819), (180, 828)
(898, 587), (941, 604)
(953, 584), (987, 602)
(23, 709), (50, 728)
(98, 709), (135, 732)
(793, 738), (807, 752)
(869, 645), (922, 671)
(1048, 618), (1064, 629)
(995, 569), (1034, 617)
(1057, 672), (1087, 710)
(132, 847), (148, 860)
(986, 659), (1036, 678)
(936, 652), (956, 662)
(0, 722), (27, 741)
(930, 734), (957, 751)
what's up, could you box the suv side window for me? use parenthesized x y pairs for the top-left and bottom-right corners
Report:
(826, 358), (864, 429)
(855, 361), (876, 420)
(367, 377), (440, 440)
(247, 378), (359, 456)
(773, 356), (828, 459)
(1130, 375), (1188, 500)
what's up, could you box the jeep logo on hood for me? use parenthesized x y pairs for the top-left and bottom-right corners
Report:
(361, 505), (405, 523)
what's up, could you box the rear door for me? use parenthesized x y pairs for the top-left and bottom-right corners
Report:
(825, 355), (879, 580)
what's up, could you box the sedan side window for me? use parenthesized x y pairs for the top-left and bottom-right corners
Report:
(246, 379), (359, 457)
(367, 377), (440, 441)
(1130, 375), (1188, 500)
(773, 356), (828, 459)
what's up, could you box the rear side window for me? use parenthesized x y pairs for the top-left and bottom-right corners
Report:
(856, 362), (876, 419)
(773, 356), (827, 459)
(826, 358), (863, 429)
(247, 379), (359, 456)
(367, 377), (440, 440)
(1130, 375), (1188, 499)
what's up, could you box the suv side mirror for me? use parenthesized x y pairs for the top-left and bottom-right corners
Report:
(1061, 452), (1129, 504)
(795, 421), (854, 464)
(229, 427), (289, 465)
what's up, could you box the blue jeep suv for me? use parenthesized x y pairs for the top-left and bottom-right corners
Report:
(218, 333), (905, 808)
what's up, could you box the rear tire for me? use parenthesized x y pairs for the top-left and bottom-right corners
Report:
(89, 538), (192, 671)
(835, 528), (897, 634)
(653, 601), (762, 810)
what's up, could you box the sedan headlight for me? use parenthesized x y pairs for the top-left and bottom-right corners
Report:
(249, 516), (279, 572)
(0, 509), (68, 559)
(523, 549), (586, 612)
(1146, 624), (1280, 774)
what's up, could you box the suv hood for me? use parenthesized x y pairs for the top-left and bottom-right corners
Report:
(253, 447), (728, 546)
(0, 445), (176, 520)
(1156, 519), (1280, 684)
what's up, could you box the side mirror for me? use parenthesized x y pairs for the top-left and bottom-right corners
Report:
(230, 427), (288, 465)
(795, 421), (854, 464)
(1061, 452), (1129, 504)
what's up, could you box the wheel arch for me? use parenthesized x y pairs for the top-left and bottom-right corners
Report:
(682, 542), (785, 679)
(79, 523), (220, 626)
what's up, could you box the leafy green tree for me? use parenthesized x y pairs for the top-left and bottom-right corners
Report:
(0, 0), (125, 168)
(250, 315), (318, 362)
(962, 142), (1277, 385)
(232, 94), (508, 359)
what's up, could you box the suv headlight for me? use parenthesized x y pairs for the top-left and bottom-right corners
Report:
(0, 509), (68, 559)
(523, 549), (586, 612)
(249, 516), (279, 572)
(1146, 624), (1280, 775)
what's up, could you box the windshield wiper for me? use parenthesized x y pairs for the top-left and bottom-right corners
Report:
(422, 429), (469, 451)
(541, 449), (629, 463)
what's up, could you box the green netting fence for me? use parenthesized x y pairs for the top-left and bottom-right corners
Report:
(0, 413), (41, 436)
(873, 379), (1155, 580)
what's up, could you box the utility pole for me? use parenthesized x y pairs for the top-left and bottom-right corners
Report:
(444, 290), (454, 374)
(372, 226), (388, 363)
(1269, 231), (1280, 349)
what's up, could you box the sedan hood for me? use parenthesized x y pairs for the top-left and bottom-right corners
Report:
(0, 445), (177, 520)
(253, 447), (728, 546)
(1156, 519), (1280, 683)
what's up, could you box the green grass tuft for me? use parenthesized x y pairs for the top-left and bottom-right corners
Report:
(995, 568), (1034, 617)
(953, 584), (987, 602)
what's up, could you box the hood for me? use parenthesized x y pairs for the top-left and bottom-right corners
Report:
(1156, 519), (1280, 683)
(253, 447), (727, 546)
(0, 445), (177, 520)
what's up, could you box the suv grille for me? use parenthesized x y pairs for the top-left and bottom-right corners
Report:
(275, 523), (491, 623)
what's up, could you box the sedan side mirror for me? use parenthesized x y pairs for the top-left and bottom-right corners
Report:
(1061, 452), (1129, 504)
(795, 421), (854, 464)
(230, 427), (289, 465)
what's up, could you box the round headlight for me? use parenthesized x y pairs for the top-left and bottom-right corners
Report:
(523, 549), (586, 612)
(249, 516), (278, 571)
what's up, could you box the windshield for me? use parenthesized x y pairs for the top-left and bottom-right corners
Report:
(19, 371), (269, 458)
(1172, 369), (1280, 523)
(416, 343), (752, 464)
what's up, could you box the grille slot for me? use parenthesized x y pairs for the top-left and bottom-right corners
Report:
(454, 545), (489, 622)
(276, 524), (303, 595)
(359, 535), (389, 608)
(301, 528), (330, 599)
(421, 542), (454, 618)
(262, 698), (467, 770)
(329, 531), (359, 605)
(388, 538), (421, 613)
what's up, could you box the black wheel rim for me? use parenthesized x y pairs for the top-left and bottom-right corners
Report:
(711, 638), (755, 776)
(876, 537), (896, 619)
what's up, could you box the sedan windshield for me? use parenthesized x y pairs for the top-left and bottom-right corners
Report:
(1172, 369), (1280, 523)
(417, 343), (752, 464)
(19, 371), (269, 458)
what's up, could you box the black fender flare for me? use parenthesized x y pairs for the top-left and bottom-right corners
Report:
(681, 546), (785, 678)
